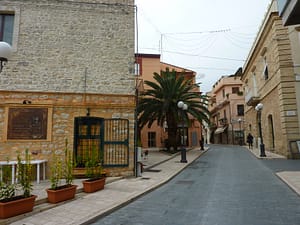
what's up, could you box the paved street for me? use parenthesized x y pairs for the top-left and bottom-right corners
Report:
(91, 145), (300, 225)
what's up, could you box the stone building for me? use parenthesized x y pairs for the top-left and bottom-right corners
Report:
(242, 0), (300, 158)
(0, 0), (136, 177)
(135, 53), (204, 149)
(208, 69), (245, 145)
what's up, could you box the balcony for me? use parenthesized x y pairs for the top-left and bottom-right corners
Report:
(210, 99), (229, 115)
(245, 90), (260, 106)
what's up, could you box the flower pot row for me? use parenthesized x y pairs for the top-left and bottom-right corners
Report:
(0, 139), (106, 219)
(46, 177), (106, 204)
(0, 177), (106, 219)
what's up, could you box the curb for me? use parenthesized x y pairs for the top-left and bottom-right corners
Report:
(276, 172), (300, 197)
(81, 148), (209, 225)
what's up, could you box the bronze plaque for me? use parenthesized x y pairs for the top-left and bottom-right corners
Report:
(7, 108), (48, 140)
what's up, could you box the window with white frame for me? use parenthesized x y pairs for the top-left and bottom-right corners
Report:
(0, 13), (14, 45)
(134, 63), (140, 76)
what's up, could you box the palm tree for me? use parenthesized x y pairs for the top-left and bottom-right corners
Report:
(137, 68), (209, 151)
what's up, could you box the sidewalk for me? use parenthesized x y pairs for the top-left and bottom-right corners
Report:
(246, 146), (300, 197)
(1, 147), (207, 225)
(246, 146), (286, 159)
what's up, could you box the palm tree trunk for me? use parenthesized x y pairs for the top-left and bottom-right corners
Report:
(167, 113), (178, 152)
(167, 127), (178, 152)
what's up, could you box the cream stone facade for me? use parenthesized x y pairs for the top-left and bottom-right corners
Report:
(0, 0), (136, 177)
(242, 0), (300, 158)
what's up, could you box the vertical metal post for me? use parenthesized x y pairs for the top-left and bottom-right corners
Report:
(257, 110), (266, 157)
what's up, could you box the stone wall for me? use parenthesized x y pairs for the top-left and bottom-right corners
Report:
(0, 0), (136, 176)
(0, 0), (135, 94)
(0, 91), (135, 176)
(242, 10), (300, 157)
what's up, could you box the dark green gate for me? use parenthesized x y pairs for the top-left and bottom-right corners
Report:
(74, 117), (129, 168)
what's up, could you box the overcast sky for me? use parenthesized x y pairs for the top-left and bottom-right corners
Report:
(135, 0), (272, 93)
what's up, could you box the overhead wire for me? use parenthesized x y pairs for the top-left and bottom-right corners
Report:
(136, 12), (269, 76)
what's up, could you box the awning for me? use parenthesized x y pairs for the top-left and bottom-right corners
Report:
(214, 126), (227, 134)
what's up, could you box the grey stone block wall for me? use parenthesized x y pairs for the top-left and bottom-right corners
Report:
(0, 0), (135, 94)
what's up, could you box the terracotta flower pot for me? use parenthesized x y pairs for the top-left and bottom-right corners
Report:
(0, 195), (37, 219)
(82, 177), (106, 193)
(46, 184), (77, 204)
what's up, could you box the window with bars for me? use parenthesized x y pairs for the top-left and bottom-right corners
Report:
(74, 117), (129, 168)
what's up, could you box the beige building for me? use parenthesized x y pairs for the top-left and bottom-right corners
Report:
(242, 0), (300, 158)
(135, 53), (203, 149)
(208, 69), (245, 145)
(0, 0), (136, 177)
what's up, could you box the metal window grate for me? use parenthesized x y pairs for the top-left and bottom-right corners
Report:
(103, 119), (129, 167)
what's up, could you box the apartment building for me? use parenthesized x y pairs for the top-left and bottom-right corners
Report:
(0, 0), (136, 176)
(242, 0), (300, 158)
(208, 69), (245, 145)
(135, 53), (203, 149)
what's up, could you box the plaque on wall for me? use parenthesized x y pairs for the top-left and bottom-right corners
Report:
(7, 108), (48, 140)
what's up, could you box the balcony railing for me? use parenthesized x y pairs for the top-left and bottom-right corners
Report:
(245, 90), (260, 106)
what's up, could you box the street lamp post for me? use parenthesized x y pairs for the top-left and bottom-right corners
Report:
(0, 42), (12, 73)
(255, 103), (266, 157)
(238, 118), (242, 145)
(177, 101), (188, 163)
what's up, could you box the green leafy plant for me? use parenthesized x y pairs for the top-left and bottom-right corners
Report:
(85, 145), (103, 180)
(50, 152), (63, 190)
(0, 182), (15, 201)
(17, 149), (33, 198)
(49, 138), (73, 189)
(0, 160), (16, 201)
(64, 139), (74, 185)
(0, 150), (34, 201)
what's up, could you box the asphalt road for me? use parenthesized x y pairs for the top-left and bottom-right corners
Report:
(90, 145), (300, 225)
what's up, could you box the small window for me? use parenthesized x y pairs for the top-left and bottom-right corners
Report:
(237, 104), (244, 116)
(148, 132), (156, 147)
(263, 57), (269, 80)
(232, 87), (239, 94)
(134, 63), (140, 76)
(222, 89), (225, 98)
(0, 14), (14, 45)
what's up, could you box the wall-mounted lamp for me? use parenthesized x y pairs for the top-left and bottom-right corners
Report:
(23, 100), (32, 104)
(86, 108), (90, 116)
(0, 42), (12, 73)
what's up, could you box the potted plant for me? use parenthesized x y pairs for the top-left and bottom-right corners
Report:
(0, 149), (36, 219)
(82, 146), (106, 193)
(46, 139), (77, 204)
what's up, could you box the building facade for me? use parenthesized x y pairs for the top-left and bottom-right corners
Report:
(0, 0), (136, 176)
(242, 0), (300, 158)
(208, 69), (245, 145)
(135, 54), (203, 149)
